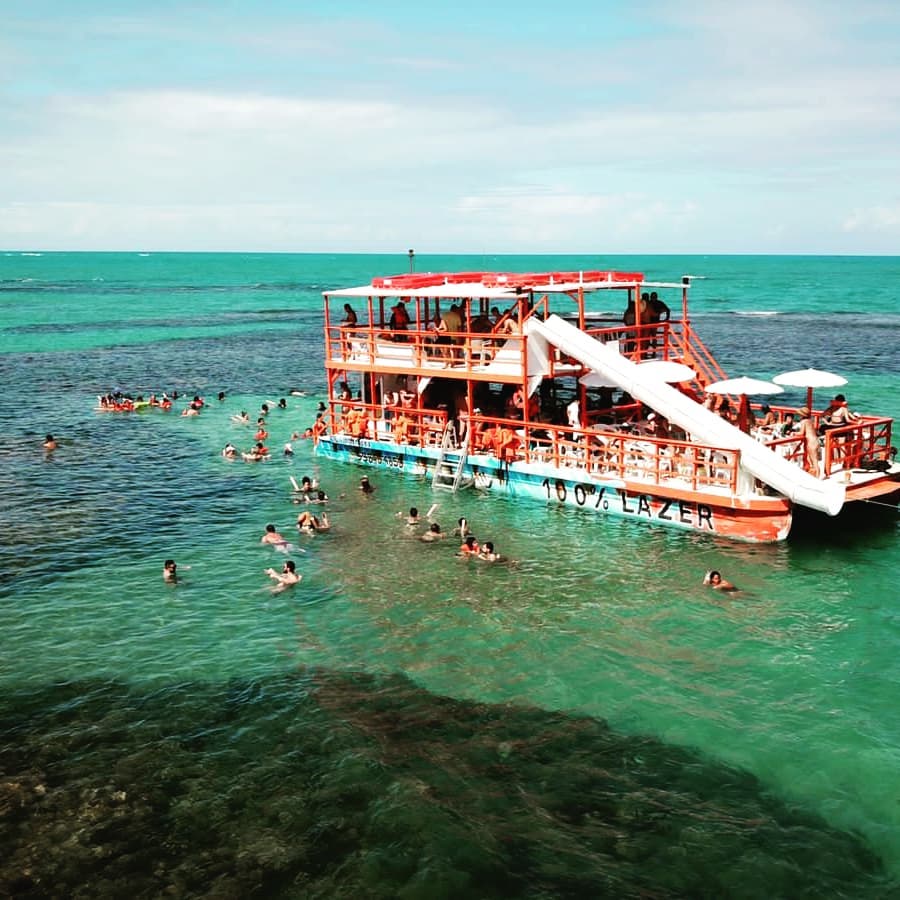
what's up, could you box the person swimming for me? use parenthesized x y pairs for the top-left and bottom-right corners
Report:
(704, 570), (736, 591)
(261, 523), (289, 546)
(420, 522), (444, 542)
(266, 560), (301, 592)
(478, 541), (500, 562)
(163, 559), (177, 583)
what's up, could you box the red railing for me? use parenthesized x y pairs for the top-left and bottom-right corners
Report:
(465, 416), (740, 493)
(822, 417), (894, 476)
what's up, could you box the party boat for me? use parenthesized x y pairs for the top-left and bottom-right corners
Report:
(317, 270), (898, 542)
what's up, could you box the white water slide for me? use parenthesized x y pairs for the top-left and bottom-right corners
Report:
(526, 315), (845, 516)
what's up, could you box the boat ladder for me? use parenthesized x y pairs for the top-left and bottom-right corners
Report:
(432, 425), (472, 492)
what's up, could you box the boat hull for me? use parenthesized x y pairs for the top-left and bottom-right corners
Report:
(317, 436), (793, 543)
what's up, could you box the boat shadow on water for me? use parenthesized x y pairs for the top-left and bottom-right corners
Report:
(790, 496), (900, 548)
(0, 670), (892, 899)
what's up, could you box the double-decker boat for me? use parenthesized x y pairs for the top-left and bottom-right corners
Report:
(317, 270), (899, 542)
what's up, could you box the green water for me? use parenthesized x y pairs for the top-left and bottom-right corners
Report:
(1, 252), (898, 896)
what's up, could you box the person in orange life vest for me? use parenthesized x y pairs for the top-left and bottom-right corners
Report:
(255, 426), (269, 441)
(243, 441), (269, 461)
(351, 408), (370, 438)
(459, 535), (480, 556)
(497, 425), (521, 461)
(479, 423), (498, 453)
(393, 412), (411, 444)
(311, 414), (327, 443)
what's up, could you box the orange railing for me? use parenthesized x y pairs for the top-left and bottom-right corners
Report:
(666, 321), (728, 388)
(761, 415), (893, 477)
(465, 416), (741, 493)
(325, 321), (528, 376)
(327, 400), (448, 447)
(822, 416), (894, 476)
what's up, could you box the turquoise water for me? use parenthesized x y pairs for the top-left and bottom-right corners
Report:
(1, 252), (899, 897)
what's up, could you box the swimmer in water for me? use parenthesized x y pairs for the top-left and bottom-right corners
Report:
(43, 434), (58, 451)
(297, 510), (330, 533)
(163, 559), (178, 583)
(704, 570), (736, 591)
(399, 506), (419, 525)
(478, 541), (500, 562)
(261, 523), (289, 546)
(420, 522), (444, 542)
(266, 559), (301, 592)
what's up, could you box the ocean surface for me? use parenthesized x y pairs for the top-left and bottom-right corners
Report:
(1, 251), (899, 898)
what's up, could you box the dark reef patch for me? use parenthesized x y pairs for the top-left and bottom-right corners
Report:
(0, 671), (890, 898)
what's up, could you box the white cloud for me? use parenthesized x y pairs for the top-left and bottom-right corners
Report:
(2, 2), (900, 250)
(843, 206), (900, 232)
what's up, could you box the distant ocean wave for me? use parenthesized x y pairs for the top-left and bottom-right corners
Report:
(0, 281), (318, 295)
(733, 310), (780, 317)
(5, 309), (319, 335)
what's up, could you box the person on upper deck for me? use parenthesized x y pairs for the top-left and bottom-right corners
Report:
(341, 303), (358, 326)
(388, 302), (410, 339)
(647, 291), (670, 322)
(439, 304), (463, 353)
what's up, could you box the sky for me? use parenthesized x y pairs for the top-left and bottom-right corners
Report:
(1, 0), (899, 254)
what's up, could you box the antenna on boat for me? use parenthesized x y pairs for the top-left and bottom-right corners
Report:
(408, 249), (415, 272)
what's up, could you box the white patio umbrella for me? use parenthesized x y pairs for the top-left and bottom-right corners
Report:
(704, 377), (784, 433)
(636, 359), (697, 382)
(772, 368), (847, 412)
(703, 376), (784, 397)
(579, 371), (618, 388)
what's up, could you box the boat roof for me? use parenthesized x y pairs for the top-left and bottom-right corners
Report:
(326, 282), (521, 300)
(324, 271), (688, 301)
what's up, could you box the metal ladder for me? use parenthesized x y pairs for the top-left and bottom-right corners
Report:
(432, 424), (471, 491)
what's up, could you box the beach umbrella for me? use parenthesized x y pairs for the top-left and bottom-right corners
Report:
(772, 368), (847, 412)
(579, 371), (618, 388)
(636, 360), (697, 382)
(704, 377), (784, 433)
(703, 376), (784, 397)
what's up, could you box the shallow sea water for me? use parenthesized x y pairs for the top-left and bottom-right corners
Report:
(1, 252), (899, 897)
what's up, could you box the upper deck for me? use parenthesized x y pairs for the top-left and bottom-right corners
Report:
(322, 270), (708, 384)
